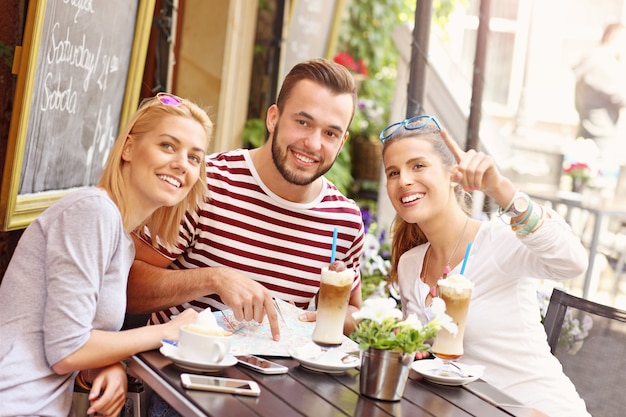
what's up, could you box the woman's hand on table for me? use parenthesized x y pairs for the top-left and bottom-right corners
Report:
(414, 351), (432, 360)
(298, 310), (317, 322)
(86, 362), (127, 417)
(162, 308), (198, 341)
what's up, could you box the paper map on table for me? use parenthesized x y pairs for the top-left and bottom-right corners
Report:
(214, 298), (358, 357)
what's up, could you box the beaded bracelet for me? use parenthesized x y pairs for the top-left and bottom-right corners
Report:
(511, 203), (537, 233)
(513, 204), (545, 236)
(508, 199), (533, 227)
(497, 190), (523, 217)
(527, 215), (545, 235)
(524, 205), (545, 235)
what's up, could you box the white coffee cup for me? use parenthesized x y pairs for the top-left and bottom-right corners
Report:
(178, 325), (232, 364)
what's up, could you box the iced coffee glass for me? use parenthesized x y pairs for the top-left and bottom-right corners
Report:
(431, 274), (474, 376)
(312, 264), (353, 347)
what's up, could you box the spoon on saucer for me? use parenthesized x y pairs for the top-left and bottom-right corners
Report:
(450, 361), (472, 378)
(340, 352), (360, 364)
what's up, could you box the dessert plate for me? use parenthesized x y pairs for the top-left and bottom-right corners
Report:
(159, 342), (237, 373)
(289, 343), (360, 374)
(412, 359), (484, 386)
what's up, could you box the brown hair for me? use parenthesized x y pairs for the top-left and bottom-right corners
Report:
(277, 58), (358, 120)
(97, 95), (212, 250)
(381, 121), (471, 284)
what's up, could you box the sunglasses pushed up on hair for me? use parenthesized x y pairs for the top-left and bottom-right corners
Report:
(379, 114), (442, 142)
(139, 92), (183, 108)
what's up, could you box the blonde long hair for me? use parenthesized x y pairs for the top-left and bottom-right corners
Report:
(97, 95), (212, 250)
(382, 123), (470, 284)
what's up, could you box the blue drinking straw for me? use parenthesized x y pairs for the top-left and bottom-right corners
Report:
(330, 227), (338, 263)
(460, 242), (472, 275)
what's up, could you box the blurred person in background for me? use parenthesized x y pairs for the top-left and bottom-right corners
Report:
(574, 22), (626, 160)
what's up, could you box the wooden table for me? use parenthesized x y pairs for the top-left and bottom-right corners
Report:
(127, 350), (547, 417)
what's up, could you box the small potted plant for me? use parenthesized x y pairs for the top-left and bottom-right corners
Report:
(562, 138), (599, 193)
(563, 161), (592, 193)
(350, 297), (456, 401)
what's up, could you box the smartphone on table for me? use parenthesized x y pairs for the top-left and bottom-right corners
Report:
(236, 355), (289, 375)
(180, 374), (261, 396)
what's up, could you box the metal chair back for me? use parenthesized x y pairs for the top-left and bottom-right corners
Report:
(543, 288), (626, 416)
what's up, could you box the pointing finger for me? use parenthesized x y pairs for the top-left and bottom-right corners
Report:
(440, 129), (464, 163)
(265, 296), (281, 341)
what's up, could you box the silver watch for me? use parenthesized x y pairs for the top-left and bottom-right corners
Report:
(506, 192), (530, 217)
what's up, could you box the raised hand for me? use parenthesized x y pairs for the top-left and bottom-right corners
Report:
(440, 129), (515, 206)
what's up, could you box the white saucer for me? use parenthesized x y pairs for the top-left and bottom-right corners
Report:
(159, 343), (237, 373)
(289, 343), (360, 374)
(412, 359), (484, 386)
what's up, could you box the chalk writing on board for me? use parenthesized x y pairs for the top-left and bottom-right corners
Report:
(19, 0), (138, 194)
(281, 0), (337, 79)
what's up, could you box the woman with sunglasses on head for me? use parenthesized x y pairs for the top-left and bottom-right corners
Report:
(0, 93), (211, 417)
(382, 115), (591, 417)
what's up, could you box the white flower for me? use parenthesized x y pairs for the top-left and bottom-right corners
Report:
(430, 297), (446, 315)
(430, 297), (459, 335)
(580, 315), (593, 337)
(351, 297), (457, 353)
(398, 313), (424, 331)
(536, 287), (593, 354)
(352, 297), (402, 324)
(362, 234), (381, 260)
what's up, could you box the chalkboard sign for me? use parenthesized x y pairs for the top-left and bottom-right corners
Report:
(0, 0), (155, 230)
(280, 0), (345, 80)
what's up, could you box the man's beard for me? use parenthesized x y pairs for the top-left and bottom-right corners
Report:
(270, 122), (336, 186)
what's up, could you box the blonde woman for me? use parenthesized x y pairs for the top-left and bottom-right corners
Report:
(0, 93), (211, 416)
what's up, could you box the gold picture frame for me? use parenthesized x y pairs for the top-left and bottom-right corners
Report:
(0, 0), (155, 230)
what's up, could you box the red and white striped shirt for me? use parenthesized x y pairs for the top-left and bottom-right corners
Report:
(147, 149), (364, 324)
